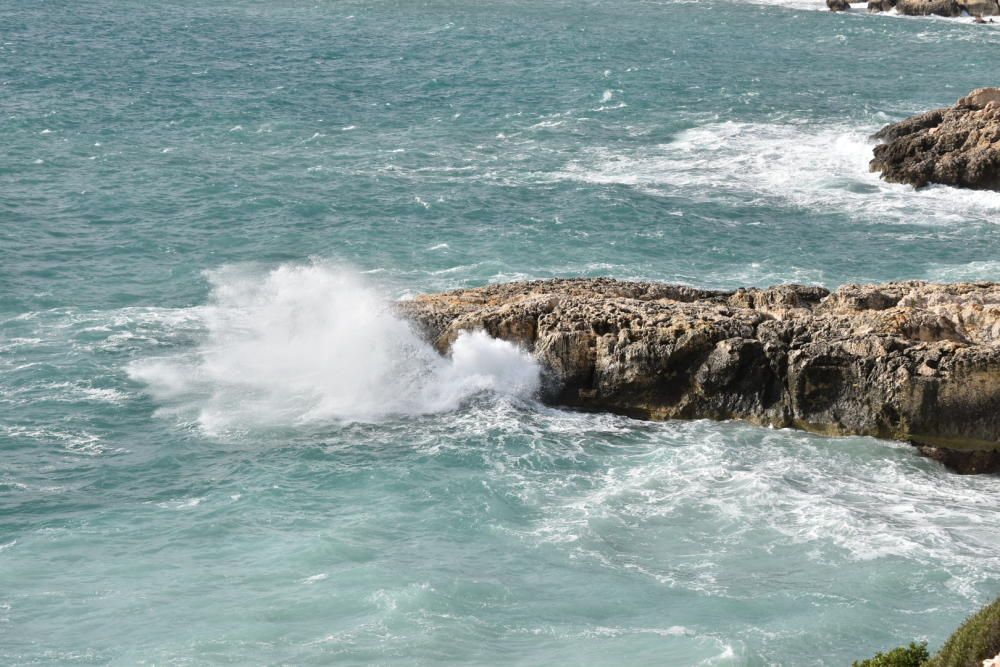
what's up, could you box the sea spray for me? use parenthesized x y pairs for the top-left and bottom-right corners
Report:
(128, 264), (540, 432)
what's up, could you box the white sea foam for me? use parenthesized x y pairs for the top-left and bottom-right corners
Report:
(926, 260), (1000, 282)
(38, 382), (128, 404)
(496, 417), (1000, 601)
(1, 424), (118, 456)
(128, 264), (540, 433)
(556, 120), (1000, 226)
(156, 497), (203, 510)
(731, 0), (980, 18)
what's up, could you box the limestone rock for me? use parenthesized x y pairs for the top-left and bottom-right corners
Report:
(959, 87), (1000, 109)
(868, 0), (896, 11)
(871, 88), (1000, 190)
(399, 278), (1000, 473)
(960, 0), (1000, 15)
(895, 0), (962, 14)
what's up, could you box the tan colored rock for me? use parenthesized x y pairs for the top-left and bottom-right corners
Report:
(399, 279), (1000, 473)
(896, 0), (961, 15)
(959, 87), (1000, 109)
(963, 0), (1000, 16)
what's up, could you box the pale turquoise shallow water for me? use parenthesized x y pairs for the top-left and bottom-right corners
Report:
(3, 1), (1000, 664)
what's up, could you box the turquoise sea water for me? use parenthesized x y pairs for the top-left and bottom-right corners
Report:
(4, 1), (1000, 664)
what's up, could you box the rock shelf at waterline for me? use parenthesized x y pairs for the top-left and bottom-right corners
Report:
(827, 0), (1000, 15)
(871, 88), (1000, 190)
(400, 278), (1000, 474)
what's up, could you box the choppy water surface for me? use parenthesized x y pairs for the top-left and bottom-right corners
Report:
(3, 0), (1000, 664)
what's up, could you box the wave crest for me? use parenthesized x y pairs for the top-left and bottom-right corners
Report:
(128, 264), (540, 433)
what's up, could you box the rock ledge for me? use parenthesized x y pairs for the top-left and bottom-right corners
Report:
(400, 279), (1000, 473)
(871, 88), (1000, 190)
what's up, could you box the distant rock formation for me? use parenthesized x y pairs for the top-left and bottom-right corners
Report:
(400, 279), (1000, 473)
(871, 88), (1000, 190)
(864, 0), (998, 14)
(867, 0), (897, 12)
(895, 0), (961, 15)
(828, 0), (851, 11)
(965, 0), (1000, 16)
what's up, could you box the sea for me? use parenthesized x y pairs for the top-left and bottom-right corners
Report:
(3, 0), (1000, 664)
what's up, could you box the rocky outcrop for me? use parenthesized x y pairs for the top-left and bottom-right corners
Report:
(895, 0), (961, 14)
(863, 0), (998, 14)
(871, 88), (1000, 189)
(828, 0), (851, 11)
(399, 278), (1000, 473)
(963, 0), (1000, 15)
(867, 0), (897, 12)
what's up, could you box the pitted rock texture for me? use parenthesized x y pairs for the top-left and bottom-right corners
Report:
(871, 88), (1000, 190)
(399, 278), (1000, 473)
(895, 0), (961, 16)
(962, 0), (1000, 15)
(867, 0), (897, 12)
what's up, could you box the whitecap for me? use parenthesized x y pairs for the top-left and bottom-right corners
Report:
(156, 497), (203, 510)
(555, 120), (1000, 227)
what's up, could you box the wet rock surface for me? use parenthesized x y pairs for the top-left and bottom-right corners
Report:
(400, 278), (1000, 473)
(871, 88), (1000, 189)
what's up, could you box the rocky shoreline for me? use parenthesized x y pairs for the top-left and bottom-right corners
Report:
(870, 88), (1000, 190)
(400, 278), (1000, 474)
(827, 0), (1000, 16)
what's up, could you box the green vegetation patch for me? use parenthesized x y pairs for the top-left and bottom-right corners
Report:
(926, 597), (1000, 667)
(852, 641), (929, 667)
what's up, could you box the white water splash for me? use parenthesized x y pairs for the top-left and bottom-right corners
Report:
(128, 264), (540, 433)
(556, 120), (1000, 227)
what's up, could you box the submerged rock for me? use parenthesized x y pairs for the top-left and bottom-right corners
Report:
(399, 278), (1000, 473)
(871, 88), (1000, 190)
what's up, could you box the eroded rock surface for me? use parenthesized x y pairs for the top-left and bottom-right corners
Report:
(871, 88), (1000, 189)
(895, 0), (961, 15)
(867, 0), (897, 12)
(399, 278), (1000, 473)
(962, 0), (1000, 15)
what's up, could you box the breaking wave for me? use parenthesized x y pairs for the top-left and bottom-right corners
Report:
(128, 264), (540, 433)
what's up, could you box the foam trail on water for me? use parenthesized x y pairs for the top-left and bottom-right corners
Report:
(556, 121), (1000, 227)
(128, 264), (540, 433)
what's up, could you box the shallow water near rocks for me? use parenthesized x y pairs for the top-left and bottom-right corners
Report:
(3, 0), (1000, 664)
